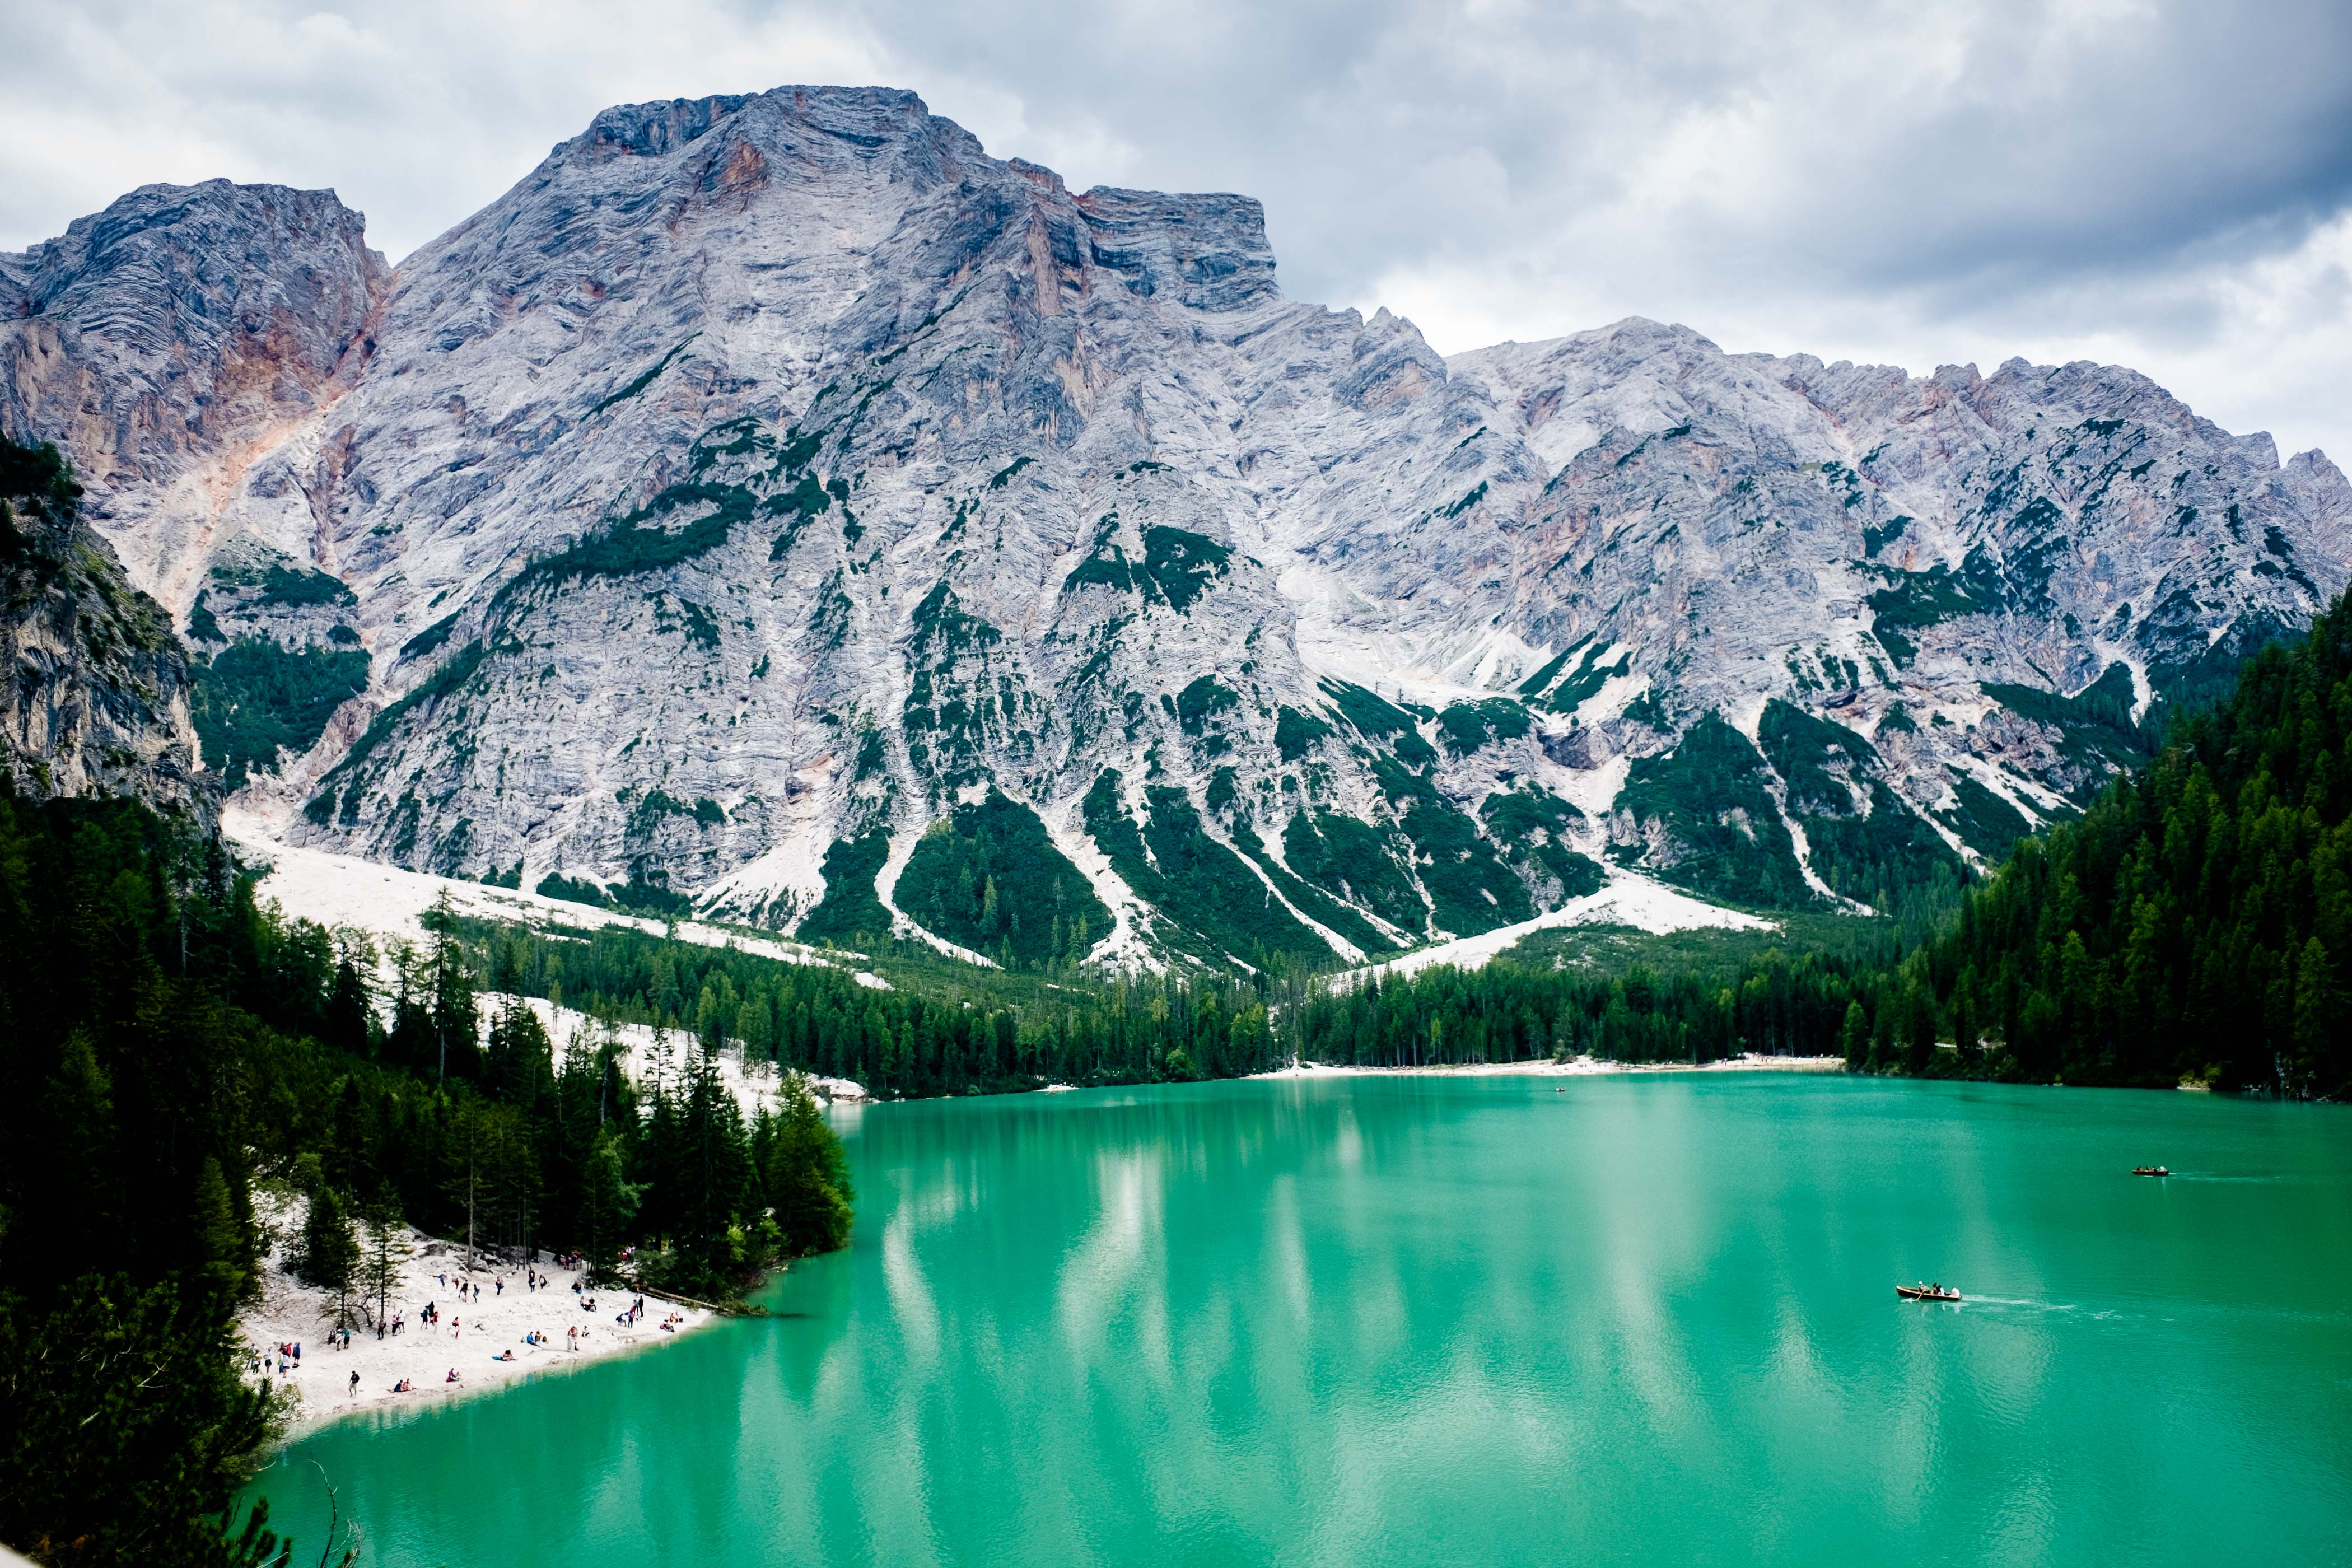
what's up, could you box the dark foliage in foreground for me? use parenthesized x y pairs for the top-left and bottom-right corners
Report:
(0, 792), (853, 1564)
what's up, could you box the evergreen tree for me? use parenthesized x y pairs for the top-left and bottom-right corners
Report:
(581, 1129), (639, 1286)
(293, 1187), (360, 1328)
(356, 1193), (412, 1340)
(0, 1276), (291, 1568)
(189, 1159), (252, 1305)
(762, 1075), (854, 1258)
(324, 954), (374, 1058)
(423, 894), (481, 1083)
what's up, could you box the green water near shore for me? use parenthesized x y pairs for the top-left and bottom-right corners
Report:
(249, 1075), (2352, 1566)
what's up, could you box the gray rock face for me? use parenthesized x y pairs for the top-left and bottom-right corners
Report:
(5, 86), (2347, 962)
(0, 179), (389, 612)
(0, 440), (210, 823)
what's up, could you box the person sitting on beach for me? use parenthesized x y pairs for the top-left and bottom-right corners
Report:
(494, 1350), (515, 1361)
(446, 1368), (461, 1383)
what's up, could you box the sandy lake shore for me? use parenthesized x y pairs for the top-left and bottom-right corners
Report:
(242, 1199), (721, 1438)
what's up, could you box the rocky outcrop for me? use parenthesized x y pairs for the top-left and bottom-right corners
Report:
(4, 87), (2347, 964)
(0, 435), (211, 822)
(0, 179), (389, 616)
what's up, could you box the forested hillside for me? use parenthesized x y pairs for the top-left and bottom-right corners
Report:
(1280, 592), (2352, 1098)
(0, 792), (852, 1566)
(1886, 594), (2352, 1096)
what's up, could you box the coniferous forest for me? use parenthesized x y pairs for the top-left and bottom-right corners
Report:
(0, 795), (854, 1566)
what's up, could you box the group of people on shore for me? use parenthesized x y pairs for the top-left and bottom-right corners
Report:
(431, 1271), (504, 1302)
(256, 1242), (701, 1409)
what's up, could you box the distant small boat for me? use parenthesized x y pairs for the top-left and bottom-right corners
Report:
(2132, 1166), (2171, 1177)
(1896, 1284), (1962, 1301)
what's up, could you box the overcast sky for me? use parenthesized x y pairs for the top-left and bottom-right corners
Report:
(4, 0), (2349, 463)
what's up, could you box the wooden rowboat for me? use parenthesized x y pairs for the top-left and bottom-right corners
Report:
(1896, 1284), (1962, 1301)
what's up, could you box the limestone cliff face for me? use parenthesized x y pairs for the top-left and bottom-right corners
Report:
(0, 179), (389, 614)
(0, 437), (210, 823)
(4, 87), (2347, 964)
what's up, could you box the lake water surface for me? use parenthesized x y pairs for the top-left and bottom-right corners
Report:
(250, 1074), (2352, 1566)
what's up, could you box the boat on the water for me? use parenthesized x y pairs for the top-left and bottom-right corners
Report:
(1896, 1284), (1962, 1301)
(2132, 1166), (2171, 1177)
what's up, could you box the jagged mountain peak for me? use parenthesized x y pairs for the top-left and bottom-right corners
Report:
(3, 86), (2346, 973)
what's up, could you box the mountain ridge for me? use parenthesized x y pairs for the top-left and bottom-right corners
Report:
(4, 85), (2345, 970)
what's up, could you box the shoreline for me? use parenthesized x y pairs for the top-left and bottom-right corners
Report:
(242, 1205), (727, 1441)
(1250, 1053), (1847, 1081)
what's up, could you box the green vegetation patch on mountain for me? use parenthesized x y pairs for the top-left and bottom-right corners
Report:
(1323, 680), (1436, 764)
(1523, 638), (1630, 713)
(1138, 525), (1230, 611)
(1935, 769), (2036, 862)
(1982, 661), (2148, 794)
(510, 496), (744, 596)
(903, 581), (1034, 788)
(1273, 705), (1332, 762)
(1372, 755), (1533, 936)
(532, 866), (693, 919)
(1613, 713), (1816, 908)
(1865, 566), (1987, 664)
(1061, 518), (1136, 596)
(205, 554), (357, 611)
(1480, 787), (1606, 901)
(1436, 698), (1533, 757)
(1757, 699), (1963, 911)
(1176, 674), (1242, 754)
(190, 638), (370, 788)
(623, 787), (726, 835)
(898, 791), (1110, 968)
(796, 832), (895, 947)
(400, 612), (459, 661)
(1082, 771), (1328, 967)
(1802, 782), (1967, 914)
(1281, 811), (1427, 937)
(1226, 821), (1403, 955)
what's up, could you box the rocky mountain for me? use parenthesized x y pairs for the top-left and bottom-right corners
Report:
(5, 86), (2347, 969)
(0, 432), (210, 821)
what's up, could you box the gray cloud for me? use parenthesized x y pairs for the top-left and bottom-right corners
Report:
(3, 0), (2349, 460)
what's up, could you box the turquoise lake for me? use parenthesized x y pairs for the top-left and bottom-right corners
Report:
(249, 1073), (2352, 1565)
